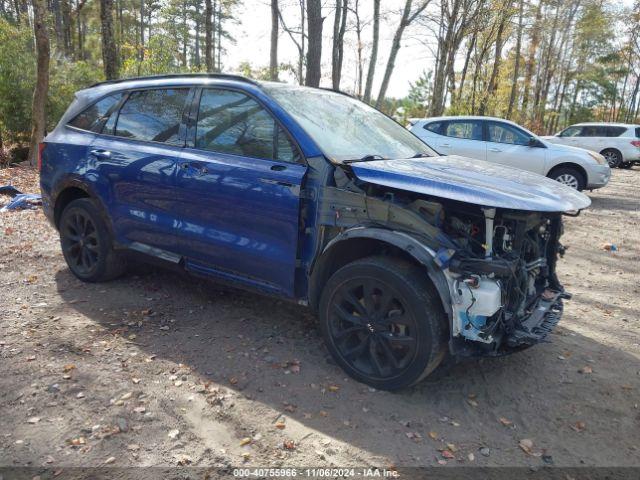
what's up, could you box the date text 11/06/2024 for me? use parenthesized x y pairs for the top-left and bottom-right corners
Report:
(233, 468), (400, 478)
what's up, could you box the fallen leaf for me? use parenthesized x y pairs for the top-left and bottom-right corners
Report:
(519, 439), (534, 454)
(442, 450), (455, 459)
(27, 417), (40, 424)
(275, 421), (286, 430)
(570, 421), (586, 432)
(328, 385), (340, 393)
(467, 399), (479, 407)
(63, 364), (76, 373)
(229, 377), (238, 385)
(446, 443), (458, 453)
(283, 439), (295, 450)
(428, 431), (438, 440)
(579, 366), (593, 374)
(499, 417), (513, 426)
(104, 456), (115, 464)
(239, 437), (252, 446)
(168, 429), (180, 439)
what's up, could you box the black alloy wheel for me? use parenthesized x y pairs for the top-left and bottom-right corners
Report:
(319, 256), (447, 391)
(59, 198), (126, 282)
(61, 209), (100, 276)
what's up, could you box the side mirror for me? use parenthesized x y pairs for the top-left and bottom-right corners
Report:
(528, 137), (543, 148)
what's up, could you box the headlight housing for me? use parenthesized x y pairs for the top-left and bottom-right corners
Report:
(587, 151), (606, 165)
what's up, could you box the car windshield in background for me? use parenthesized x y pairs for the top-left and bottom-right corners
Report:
(263, 84), (436, 163)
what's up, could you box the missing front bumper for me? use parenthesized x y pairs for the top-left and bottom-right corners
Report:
(506, 291), (571, 348)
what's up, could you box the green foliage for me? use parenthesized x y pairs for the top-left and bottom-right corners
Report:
(48, 61), (103, 129)
(0, 19), (35, 141)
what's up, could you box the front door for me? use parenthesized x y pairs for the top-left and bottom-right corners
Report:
(173, 88), (306, 297)
(485, 121), (547, 175)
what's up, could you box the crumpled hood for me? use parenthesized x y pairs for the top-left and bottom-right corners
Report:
(350, 156), (591, 212)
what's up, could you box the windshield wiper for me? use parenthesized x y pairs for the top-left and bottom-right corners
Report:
(344, 154), (386, 164)
(412, 152), (431, 158)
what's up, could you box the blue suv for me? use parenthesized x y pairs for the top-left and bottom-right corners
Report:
(40, 74), (591, 390)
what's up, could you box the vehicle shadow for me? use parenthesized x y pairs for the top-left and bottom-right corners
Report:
(54, 263), (640, 467)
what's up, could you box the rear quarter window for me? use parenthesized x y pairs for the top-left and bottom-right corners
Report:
(606, 126), (627, 137)
(68, 93), (123, 133)
(635, 127), (640, 138)
(424, 121), (443, 134)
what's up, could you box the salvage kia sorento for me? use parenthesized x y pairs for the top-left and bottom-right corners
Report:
(39, 74), (591, 390)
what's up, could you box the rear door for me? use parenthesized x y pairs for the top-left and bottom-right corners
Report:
(173, 87), (306, 297)
(485, 121), (547, 174)
(89, 87), (191, 254)
(435, 119), (486, 160)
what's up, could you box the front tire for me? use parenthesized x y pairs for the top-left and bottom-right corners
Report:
(319, 256), (448, 391)
(549, 166), (586, 191)
(59, 198), (126, 282)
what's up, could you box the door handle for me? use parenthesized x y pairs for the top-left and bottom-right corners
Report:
(270, 164), (287, 171)
(440, 143), (451, 148)
(488, 147), (502, 152)
(90, 149), (112, 159)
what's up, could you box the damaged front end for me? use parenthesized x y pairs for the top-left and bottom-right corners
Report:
(311, 156), (590, 358)
(435, 206), (570, 356)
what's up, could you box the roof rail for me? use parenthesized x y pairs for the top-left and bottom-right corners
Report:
(88, 73), (259, 89)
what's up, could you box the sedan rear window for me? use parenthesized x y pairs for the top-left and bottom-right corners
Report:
(424, 121), (443, 134)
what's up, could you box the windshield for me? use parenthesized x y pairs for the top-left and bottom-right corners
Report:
(263, 83), (437, 162)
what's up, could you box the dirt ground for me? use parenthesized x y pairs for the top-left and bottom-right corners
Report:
(0, 165), (639, 475)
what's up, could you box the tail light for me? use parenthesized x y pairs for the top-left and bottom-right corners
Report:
(37, 142), (46, 172)
(631, 140), (640, 148)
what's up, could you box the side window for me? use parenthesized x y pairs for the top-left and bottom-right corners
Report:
(68, 93), (123, 133)
(606, 126), (626, 137)
(195, 88), (299, 162)
(424, 121), (443, 134)
(114, 89), (188, 145)
(443, 121), (483, 141)
(580, 126), (598, 137)
(487, 122), (529, 145)
(635, 127), (640, 138)
(560, 126), (581, 137)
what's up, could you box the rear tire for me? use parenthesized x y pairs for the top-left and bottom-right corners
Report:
(318, 256), (448, 391)
(549, 166), (586, 191)
(59, 198), (126, 282)
(601, 149), (622, 168)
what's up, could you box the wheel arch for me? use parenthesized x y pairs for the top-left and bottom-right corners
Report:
(599, 146), (622, 158)
(52, 178), (114, 239)
(308, 227), (452, 320)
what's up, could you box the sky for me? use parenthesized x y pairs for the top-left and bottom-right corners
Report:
(221, 0), (637, 99)
(223, 0), (434, 98)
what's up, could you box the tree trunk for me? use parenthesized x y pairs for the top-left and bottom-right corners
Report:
(270, 0), (279, 80)
(205, 0), (213, 71)
(29, 0), (50, 167)
(376, 0), (428, 109)
(139, 0), (144, 63)
(455, 31), (476, 107)
(305, 0), (323, 87)
(195, 14), (201, 68)
(521, 0), (543, 124)
(100, 0), (118, 79)
(506, 0), (524, 119)
(215, 0), (221, 70)
(363, 0), (380, 103)
(478, 9), (508, 116)
(331, 0), (348, 89)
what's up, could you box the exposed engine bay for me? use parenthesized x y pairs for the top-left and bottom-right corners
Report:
(315, 163), (573, 356)
(436, 203), (569, 354)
